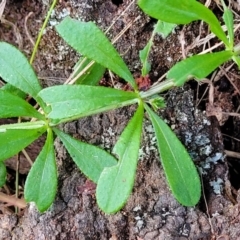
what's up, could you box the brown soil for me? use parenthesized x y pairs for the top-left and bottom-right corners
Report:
(1, 0), (240, 239)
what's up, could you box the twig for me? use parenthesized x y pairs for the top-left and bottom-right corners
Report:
(24, 12), (35, 46)
(225, 150), (240, 159)
(1, 18), (23, 49)
(21, 149), (33, 166)
(222, 133), (240, 142)
(0, 0), (6, 19)
(0, 192), (26, 209)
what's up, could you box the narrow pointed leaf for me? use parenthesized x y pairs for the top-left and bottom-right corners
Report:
(96, 103), (144, 213)
(140, 41), (152, 76)
(0, 124), (46, 161)
(0, 89), (44, 120)
(145, 104), (201, 206)
(167, 51), (233, 86)
(38, 85), (139, 124)
(222, 0), (234, 48)
(25, 129), (57, 212)
(140, 20), (174, 76)
(138, 0), (229, 46)
(0, 42), (42, 99)
(0, 162), (7, 187)
(73, 58), (106, 85)
(56, 17), (136, 89)
(53, 128), (117, 183)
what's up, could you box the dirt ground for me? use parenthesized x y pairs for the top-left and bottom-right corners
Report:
(1, 0), (240, 239)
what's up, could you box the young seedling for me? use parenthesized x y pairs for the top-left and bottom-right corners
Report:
(0, 0), (238, 213)
(139, 20), (176, 76)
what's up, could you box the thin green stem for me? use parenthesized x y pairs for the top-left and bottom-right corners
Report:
(30, 0), (58, 64)
(140, 79), (175, 99)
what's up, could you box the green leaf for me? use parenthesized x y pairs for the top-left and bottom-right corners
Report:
(139, 21), (157, 76)
(139, 41), (152, 76)
(145, 104), (201, 206)
(38, 85), (139, 124)
(0, 42), (42, 100)
(96, 103), (144, 213)
(73, 57), (106, 85)
(0, 89), (45, 120)
(25, 129), (57, 212)
(140, 20), (175, 76)
(53, 128), (117, 183)
(221, 0), (234, 49)
(1, 83), (26, 99)
(56, 17), (136, 89)
(138, 0), (229, 46)
(0, 162), (7, 187)
(232, 55), (240, 68)
(155, 21), (176, 39)
(0, 123), (46, 161)
(167, 51), (233, 86)
(148, 95), (166, 111)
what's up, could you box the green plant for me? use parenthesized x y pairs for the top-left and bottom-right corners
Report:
(0, 0), (238, 214)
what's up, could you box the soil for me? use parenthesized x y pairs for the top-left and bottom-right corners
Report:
(1, 0), (240, 239)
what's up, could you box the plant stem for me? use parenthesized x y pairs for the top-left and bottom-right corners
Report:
(140, 79), (175, 99)
(30, 0), (58, 64)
